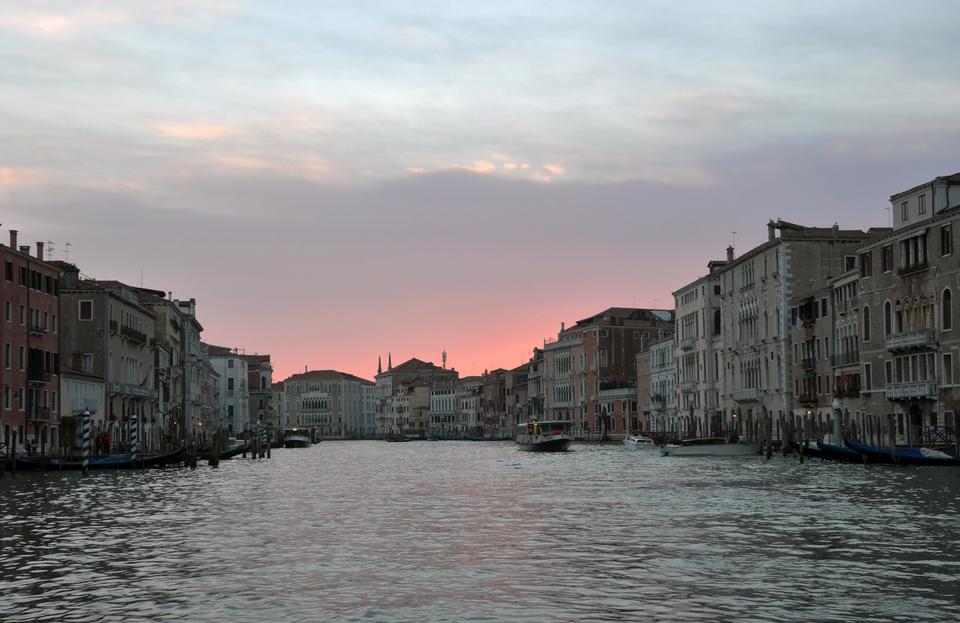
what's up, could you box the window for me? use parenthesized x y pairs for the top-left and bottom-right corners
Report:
(821, 298), (828, 317)
(885, 360), (892, 384)
(863, 306), (871, 341)
(78, 300), (93, 321)
(864, 363), (872, 390)
(944, 354), (953, 385)
(860, 251), (872, 277)
(942, 224), (953, 256)
(844, 255), (857, 272)
(878, 245), (891, 272)
(227, 359), (234, 369)
(919, 194), (926, 215)
(901, 201), (909, 221)
(227, 377), (234, 390)
(3, 343), (9, 369)
(3, 301), (9, 322)
(884, 301), (892, 335)
(4, 261), (11, 281)
(19, 304), (24, 325)
(943, 289), (952, 331)
(81, 353), (94, 372)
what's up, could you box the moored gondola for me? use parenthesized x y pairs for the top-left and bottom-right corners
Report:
(844, 439), (959, 466)
(11, 445), (188, 471)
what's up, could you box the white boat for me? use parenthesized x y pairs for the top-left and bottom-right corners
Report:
(623, 435), (658, 450)
(661, 436), (760, 457)
(283, 428), (312, 448)
(516, 420), (572, 452)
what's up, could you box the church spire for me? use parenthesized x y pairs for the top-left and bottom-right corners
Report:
(388, 352), (392, 371)
(377, 355), (382, 375)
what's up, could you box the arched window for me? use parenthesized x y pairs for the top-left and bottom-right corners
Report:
(884, 301), (892, 335)
(894, 300), (903, 333)
(943, 289), (952, 331)
(863, 306), (871, 341)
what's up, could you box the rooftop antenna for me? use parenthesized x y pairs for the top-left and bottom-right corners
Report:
(46, 241), (55, 261)
(64, 241), (72, 263)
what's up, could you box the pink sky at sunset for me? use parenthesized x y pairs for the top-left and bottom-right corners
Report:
(2, 1), (959, 381)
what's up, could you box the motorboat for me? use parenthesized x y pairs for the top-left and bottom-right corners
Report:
(516, 420), (572, 452)
(282, 428), (312, 448)
(623, 434), (658, 450)
(661, 435), (760, 457)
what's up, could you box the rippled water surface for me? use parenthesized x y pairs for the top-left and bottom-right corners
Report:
(2, 441), (960, 622)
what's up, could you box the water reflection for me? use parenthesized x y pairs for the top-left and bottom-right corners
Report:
(2, 442), (959, 622)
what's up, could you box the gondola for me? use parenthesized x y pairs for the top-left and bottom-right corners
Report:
(11, 445), (188, 471)
(810, 440), (863, 463)
(844, 439), (960, 466)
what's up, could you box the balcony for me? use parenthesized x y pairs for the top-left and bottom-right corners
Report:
(797, 393), (818, 406)
(27, 368), (51, 385)
(885, 381), (937, 401)
(680, 335), (697, 351)
(28, 321), (47, 336)
(898, 260), (929, 276)
(885, 329), (937, 352)
(734, 388), (760, 402)
(831, 351), (860, 367)
(27, 407), (52, 422)
(121, 325), (148, 345)
(800, 358), (817, 371)
(109, 382), (156, 400)
(680, 380), (698, 393)
(109, 319), (118, 333)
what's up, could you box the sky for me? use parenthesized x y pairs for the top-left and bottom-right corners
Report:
(2, 0), (959, 380)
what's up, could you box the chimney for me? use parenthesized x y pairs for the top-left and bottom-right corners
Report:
(19, 246), (30, 255)
(9, 230), (17, 249)
(726, 245), (735, 262)
(36, 242), (44, 260)
(560, 322), (565, 332)
(768, 220), (776, 242)
(833, 222), (839, 239)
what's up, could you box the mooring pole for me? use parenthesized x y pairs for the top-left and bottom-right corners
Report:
(81, 409), (91, 476)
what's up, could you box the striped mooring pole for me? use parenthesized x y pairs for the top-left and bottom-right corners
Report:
(257, 421), (266, 458)
(81, 409), (91, 476)
(131, 415), (141, 466)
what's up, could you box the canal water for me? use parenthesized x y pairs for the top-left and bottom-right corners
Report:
(2, 441), (959, 622)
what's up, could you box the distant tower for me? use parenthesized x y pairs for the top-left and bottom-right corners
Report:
(388, 353), (392, 371)
(377, 355), (382, 375)
(442, 349), (447, 370)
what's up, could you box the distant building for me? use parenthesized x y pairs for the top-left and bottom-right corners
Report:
(284, 369), (375, 438)
(541, 308), (674, 439)
(205, 344), (249, 436)
(374, 356), (458, 436)
(647, 336), (678, 435)
(243, 354), (273, 437)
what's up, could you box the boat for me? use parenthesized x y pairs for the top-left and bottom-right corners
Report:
(218, 438), (250, 459)
(282, 428), (312, 448)
(813, 440), (863, 463)
(515, 420), (572, 452)
(11, 445), (188, 471)
(661, 435), (760, 457)
(844, 439), (960, 466)
(623, 434), (658, 450)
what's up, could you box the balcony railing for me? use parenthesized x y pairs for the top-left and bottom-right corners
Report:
(28, 321), (47, 336)
(109, 319), (118, 333)
(109, 382), (155, 399)
(797, 393), (818, 406)
(800, 358), (817, 371)
(885, 329), (937, 352)
(27, 407), (52, 422)
(831, 351), (860, 367)
(121, 325), (148, 345)
(680, 380), (698, 393)
(27, 369), (52, 384)
(898, 260), (929, 276)
(885, 381), (938, 401)
(733, 388), (760, 402)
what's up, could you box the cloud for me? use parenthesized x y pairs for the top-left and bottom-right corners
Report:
(212, 154), (333, 180)
(0, 167), (42, 187)
(154, 123), (239, 140)
(0, 10), (128, 36)
(543, 163), (566, 176)
(643, 88), (748, 126)
(457, 160), (497, 174)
